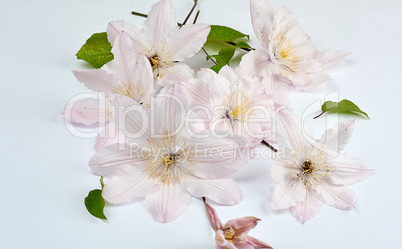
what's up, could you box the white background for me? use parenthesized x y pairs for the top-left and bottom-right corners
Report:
(1, 0), (401, 248)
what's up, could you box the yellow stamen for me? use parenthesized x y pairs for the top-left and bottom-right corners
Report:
(273, 32), (299, 75)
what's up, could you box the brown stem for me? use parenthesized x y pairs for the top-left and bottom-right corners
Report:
(313, 111), (325, 119)
(202, 47), (218, 65)
(202, 197), (206, 203)
(226, 41), (252, 52)
(182, 0), (198, 27)
(131, 11), (148, 18)
(261, 140), (277, 153)
(193, 10), (200, 24)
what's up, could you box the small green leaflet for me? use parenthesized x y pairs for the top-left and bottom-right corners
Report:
(314, 99), (369, 119)
(207, 25), (249, 42)
(76, 32), (114, 69)
(84, 177), (107, 220)
(208, 47), (236, 73)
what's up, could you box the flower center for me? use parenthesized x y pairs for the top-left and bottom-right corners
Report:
(142, 135), (195, 185)
(223, 227), (236, 243)
(290, 146), (331, 189)
(273, 32), (299, 75)
(222, 91), (253, 124)
(163, 154), (176, 167)
(148, 54), (160, 69)
(142, 45), (173, 80)
(302, 159), (314, 175)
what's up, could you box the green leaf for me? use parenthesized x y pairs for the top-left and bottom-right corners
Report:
(315, 99), (369, 119)
(85, 177), (107, 220)
(218, 47), (236, 64)
(76, 32), (114, 68)
(210, 64), (226, 73)
(207, 25), (249, 42)
(235, 41), (252, 49)
(85, 189), (107, 220)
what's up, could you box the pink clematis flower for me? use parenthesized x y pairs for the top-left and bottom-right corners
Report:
(239, 0), (349, 90)
(203, 198), (272, 249)
(269, 110), (372, 223)
(107, 0), (210, 87)
(179, 66), (274, 145)
(89, 84), (250, 223)
(65, 31), (154, 125)
(64, 32), (155, 150)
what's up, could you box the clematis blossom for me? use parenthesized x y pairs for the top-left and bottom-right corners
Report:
(269, 110), (372, 223)
(238, 0), (349, 90)
(89, 84), (250, 223)
(179, 66), (274, 144)
(203, 198), (272, 249)
(107, 0), (211, 88)
(63, 32), (155, 150)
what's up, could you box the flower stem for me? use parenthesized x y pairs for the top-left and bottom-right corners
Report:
(182, 0), (198, 27)
(130, 11), (147, 18)
(261, 140), (277, 153)
(313, 111), (325, 119)
(226, 41), (253, 52)
(193, 10), (200, 24)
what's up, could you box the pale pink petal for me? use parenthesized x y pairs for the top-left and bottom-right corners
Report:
(319, 120), (355, 153)
(63, 98), (104, 125)
(218, 65), (241, 90)
(237, 49), (271, 78)
(226, 216), (259, 236)
(143, 0), (178, 50)
(106, 20), (147, 50)
(265, 74), (290, 106)
(184, 178), (241, 205)
(158, 63), (194, 87)
(72, 69), (117, 93)
(95, 123), (126, 152)
(178, 79), (212, 107)
(187, 137), (249, 179)
(289, 189), (325, 224)
(145, 183), (192, 223)
(269, 178), (307, 210)
(152, 83), (189, 136)
(250, 0), (275, 48)
(165, 23), (210, 61)
(277, 110), (309, 151)
(329, 154), (372, 186)
(234, 243), (255, 249)
(203, 199), (223, 231)
(314, 49), (350, 70)
(111, 33), (154, 103)
(89, 143), (147, 178)
(110, 95), (151, 140)
(241, 235), (273, 249)
(102, 172), (157, 204)
(315, 184), (356, 210)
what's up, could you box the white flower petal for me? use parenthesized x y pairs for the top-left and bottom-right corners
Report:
(289, 189), (325, 224)
(145, 183), (192, 223)
(329, 154), (372, 186)
(184, 177), (241, 205)
(315, 183), (356, 210)
(314, 49), (350, 70)
(250, 0), (275, 48)
(102, 172), (156, 204)
(237, 49), (271, 78)
(319, 119), (355, 154)
(106, 20), (147, 51)
(72, 69), (117, 93)
(269, 178), (307, 210)
(63, 98), (104, 125)
(143, 0), (178, 50)
(157, 63), (194, 87)
(165, 23), (210, 61)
